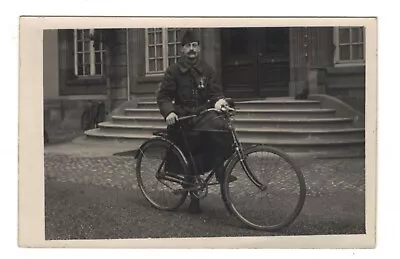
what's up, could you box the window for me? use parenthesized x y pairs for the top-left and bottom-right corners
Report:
(74, 29), (106, 76)
(145, 28), (182, 74)
(334, 27), (365, 65)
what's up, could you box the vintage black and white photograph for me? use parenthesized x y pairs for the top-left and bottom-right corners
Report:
(19, 17), (377, 248)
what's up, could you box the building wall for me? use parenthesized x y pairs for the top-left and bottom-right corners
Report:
(321, 66), (366, 114)
(44, 29), (129, 131)
(289, 27), (334, 96)
(288, 26), (365, 114)
(58, 29), (107, 96)
(127, 27), (338, 99)
(43, 27), (366, 132)
(43, 30), (60, 99)
(43, 30), (62, 130)
(129, 28), (162, 100)
(107, 29), (129, 108)
(129, 28), (224, 100)
(200, 28), (222, 82)
(310, 27), (365, 114)
(128, 27), (365, 113)
(56, 29), (128, 107)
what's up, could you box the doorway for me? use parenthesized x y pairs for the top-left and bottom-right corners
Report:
(221, 27), (290, 98)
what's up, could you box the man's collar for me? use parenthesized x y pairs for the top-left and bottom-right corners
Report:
(177, 57), (205, 74)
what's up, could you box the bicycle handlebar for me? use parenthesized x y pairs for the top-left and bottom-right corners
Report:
(177, 106), (235, 122)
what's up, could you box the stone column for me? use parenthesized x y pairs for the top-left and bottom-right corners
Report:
(289, 27), (307, 96)
(43, 30), (60, 99)
(128, 28), (142, 95)
(290, 27), (334, 96)
(201, 28), (222, 83)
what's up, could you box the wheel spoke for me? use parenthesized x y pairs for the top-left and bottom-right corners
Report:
(263, 192), (279, 222)
(136, 138), (188, 211)
(222, 145), (306, 231)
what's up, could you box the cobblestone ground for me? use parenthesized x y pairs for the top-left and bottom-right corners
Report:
(45, 154), (137, 189)
(45, 153), (365, 197)
(45, 127), (84, 145)
(44, 153), (366, 240)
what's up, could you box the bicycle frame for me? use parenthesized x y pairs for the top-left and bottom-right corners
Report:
(170, 107), (265, 190)
(136, 105), (306, 231)
(223, 110), (266, 190)
(138, 106), (266, 194)
(167, 123), (220, 188)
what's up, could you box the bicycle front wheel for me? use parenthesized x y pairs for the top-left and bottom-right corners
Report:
(136, 138), (189, 211)
(221, 145), (306, 231)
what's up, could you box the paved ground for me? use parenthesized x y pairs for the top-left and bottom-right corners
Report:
(44, 136), (366, 240)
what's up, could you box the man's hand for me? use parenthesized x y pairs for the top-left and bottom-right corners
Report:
(166, 112), (178, 125)
(215, 98), (228, 111)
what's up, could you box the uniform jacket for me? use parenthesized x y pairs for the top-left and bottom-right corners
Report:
(156, 58), (225, 118)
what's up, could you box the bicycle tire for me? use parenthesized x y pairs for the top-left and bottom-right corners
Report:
(136, 137), (189, 211)
(220, 154), (238, 215)
(221, 145), (306, 231)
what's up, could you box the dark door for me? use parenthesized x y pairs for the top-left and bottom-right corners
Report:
(221, 28), (290, 98)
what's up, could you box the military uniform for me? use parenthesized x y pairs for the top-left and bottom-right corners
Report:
(156, 29), (235, 214)
(157, 57), (234, 174)
(157, 58), (224, 118)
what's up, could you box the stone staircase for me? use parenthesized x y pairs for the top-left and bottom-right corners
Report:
(85, 97), (365, 158)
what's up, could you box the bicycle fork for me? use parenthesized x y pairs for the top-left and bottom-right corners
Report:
(229, 123), (267, 191)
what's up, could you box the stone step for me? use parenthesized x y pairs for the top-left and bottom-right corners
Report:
(124, 108), (337, 119)
(111, 115), (355, 129)
(96, 122), (365, 142)
(85, 128), (365, 155)
(84, 96), (365, 158)
(233, 117), (354, 129)
(234, 108), (337, 119)
(137, 99), (322, 110)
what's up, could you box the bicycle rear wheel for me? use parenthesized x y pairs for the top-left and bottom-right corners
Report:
(221, 145), (306, 231)
(136, 138), (189, 211)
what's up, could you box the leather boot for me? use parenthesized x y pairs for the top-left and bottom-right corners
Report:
(216, 172), (238, 183)
(188, 196), (202, 214)
(214, 159), (237, 183)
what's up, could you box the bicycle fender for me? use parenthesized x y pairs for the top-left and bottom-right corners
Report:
(135, 136), (170, 159)
(135, 137), (191, 176)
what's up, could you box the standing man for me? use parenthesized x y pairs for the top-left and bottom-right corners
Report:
(156, 29), (236, 214)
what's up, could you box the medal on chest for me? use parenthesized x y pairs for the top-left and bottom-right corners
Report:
(198, 77), (206, 89)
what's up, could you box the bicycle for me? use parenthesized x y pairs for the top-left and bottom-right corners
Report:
(135, 105), (306, 231)
(81, 100), (106, 131)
